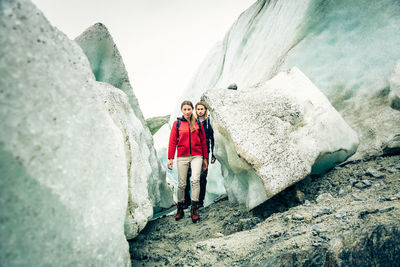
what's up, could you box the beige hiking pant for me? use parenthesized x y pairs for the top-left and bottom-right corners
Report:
(177, 155), (203, 202)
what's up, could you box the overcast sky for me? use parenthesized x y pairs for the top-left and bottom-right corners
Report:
(31, 0), (255, 118)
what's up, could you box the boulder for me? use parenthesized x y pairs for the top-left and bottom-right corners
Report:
(202, 68), (359, 209)
(0, 0), (130, 265)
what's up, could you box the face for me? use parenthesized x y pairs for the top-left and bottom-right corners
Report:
(196, 105), (206, 117)
(181, 104), (193, 119)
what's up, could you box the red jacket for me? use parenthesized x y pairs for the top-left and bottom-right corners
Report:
(168, 117), (208, 159)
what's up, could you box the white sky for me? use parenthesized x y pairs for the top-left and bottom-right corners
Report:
(31, 0), (255, 118)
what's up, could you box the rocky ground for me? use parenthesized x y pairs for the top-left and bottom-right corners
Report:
(129, 155), (400, 266)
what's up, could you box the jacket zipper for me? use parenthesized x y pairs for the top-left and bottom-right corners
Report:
(188, 121), (192, 156)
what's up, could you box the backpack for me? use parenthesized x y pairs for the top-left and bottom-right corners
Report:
(176, 117), (203, 143)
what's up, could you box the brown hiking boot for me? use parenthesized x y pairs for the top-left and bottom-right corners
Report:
(175, 203), (184, 221)
(190, 205), (200, 223)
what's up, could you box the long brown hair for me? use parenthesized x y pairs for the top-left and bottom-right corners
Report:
(195, 101), (209, 118)
(181, 100), (196, 132)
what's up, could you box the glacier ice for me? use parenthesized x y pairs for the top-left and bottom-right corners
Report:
(175, 0), (400, 160)
(75, 23), (174, 232)
(75, 23), (143, 122)
(98, 82), (156, 239)
(166, 0), (400, 207)
(153, 123), (178, 203)
(202, 68), (359, 209)
(0, 0), (130, 265)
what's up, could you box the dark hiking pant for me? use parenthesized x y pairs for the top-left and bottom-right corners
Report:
(184, 160), (208, 206)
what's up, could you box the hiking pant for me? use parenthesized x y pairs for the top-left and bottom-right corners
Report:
(185, 158), (208, 205)
(177, 156), (203, 203)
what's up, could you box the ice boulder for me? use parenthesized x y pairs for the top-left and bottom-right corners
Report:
(75, 23), (174, 217)
(202, 68), (359, 209)
(98, 82), (171, 239)
(75, 23), (143, 122)
(389, 59), (400, 111)
(0, 0), (130, 265)
(176, 0), (400, 160)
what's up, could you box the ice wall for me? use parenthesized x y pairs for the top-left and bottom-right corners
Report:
(75, 24), (174, 215)
(176, 0), (400, 159)
(0, 0), (130, 265)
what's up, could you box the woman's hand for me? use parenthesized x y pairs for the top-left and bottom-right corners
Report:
(168, 159), (173, 170)
(202, 158), (208, 171)
(211, 155), (216, 164)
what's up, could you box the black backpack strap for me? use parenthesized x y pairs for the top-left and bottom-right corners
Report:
(176, 117), (181, 143)
(177, 117), (203, 142)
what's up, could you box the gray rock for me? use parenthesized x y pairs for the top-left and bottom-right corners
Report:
(352, 194), (365, 201)
(386, 167), (397, 173)
(303, 200), (311, 207)
(334, 210), (347, 219)
(312, 224), (327, 234)
(382, 134), (400, 156)
(350, 178), (359, 186)
(379, 196), (394, 202)
(359, 208), (379, 219)
(312, 207), (332, 219)
(338, 188), (346, 196)
(362, 179), (372, 187)
(365, 168), (386, 178)
(145, 115), (170, 135)
(316, 193), (334, 204)
(354, 181), (370, 189)
(271, 232), (282, 238)
(227, 83), (238, 90)
(292, 231), (304, 237)
(379, 206), (395, 213)
(292, 214), (305, 221)
(295, 190), (306, 203)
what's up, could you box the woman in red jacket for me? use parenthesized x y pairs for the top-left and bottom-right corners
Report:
(168, 100), (208, 223)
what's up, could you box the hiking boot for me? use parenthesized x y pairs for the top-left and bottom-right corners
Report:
(190, 205), (200, 223)
(175, 202), (184, 221)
